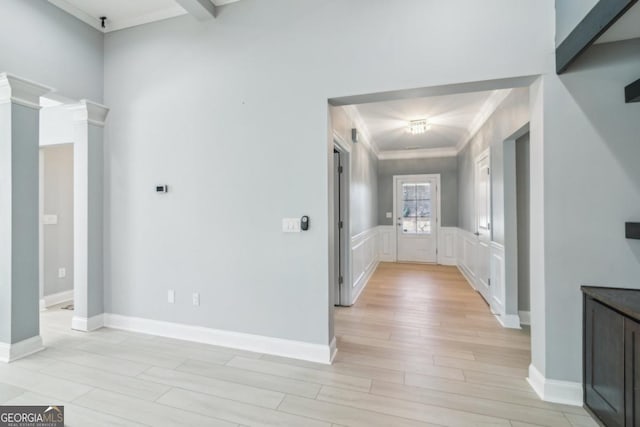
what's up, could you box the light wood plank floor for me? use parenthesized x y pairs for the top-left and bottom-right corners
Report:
(0, 263), (596, 426)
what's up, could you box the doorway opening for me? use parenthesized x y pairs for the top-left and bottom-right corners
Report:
(39, 144), (75, 314)
(333, 142), (350, 307)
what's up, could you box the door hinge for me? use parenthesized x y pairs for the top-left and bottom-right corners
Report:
(338, 166), (343, 173)
(487, 167), (491, 175)
(339, 221), (344, 229)
(339, 276), (344, 285)
(488, 278), (491, 286)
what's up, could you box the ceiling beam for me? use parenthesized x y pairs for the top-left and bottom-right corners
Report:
(626, 78), (640, 103)
(556, 0), (638, 74)
(174, 0), (216, 20)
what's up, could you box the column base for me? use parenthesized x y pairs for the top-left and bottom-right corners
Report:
(0, 336), (44, 363)
(72, 314), (104, 332)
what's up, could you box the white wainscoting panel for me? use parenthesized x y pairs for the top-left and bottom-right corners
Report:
(490, 241), (506, 315)
(457, 228), (479, 290)
(351, 227), (379, 304)
(490, 241), (521, 329)
(438, 227), (457, 265)
(377, 225), (396, 262)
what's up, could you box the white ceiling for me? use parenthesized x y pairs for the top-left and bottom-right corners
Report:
(351, 89), (511, 157)
(48, 0), (240, 32)
(596, 2), (640, 44)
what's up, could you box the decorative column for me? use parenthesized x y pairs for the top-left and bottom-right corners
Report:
(69, 100), (109, 332)
(0, 73), (52, 362)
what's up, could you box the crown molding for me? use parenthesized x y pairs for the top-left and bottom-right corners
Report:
(48, 0), (102, 31)
(68, 100), (110, 127)
(378, 147), (458, 160)
(0, 73), (53, 109)
(455, 89), (513, 154)
(106, 5), (188, 33)
(48, 0), (242, 33)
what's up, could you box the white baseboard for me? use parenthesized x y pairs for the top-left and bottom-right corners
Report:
(103, 313), (334, 365)
(0, 336), (44, 363)
(519, 310), (531, 325)
(527, 364), (582, 406)
(72, 314), (104, 332)
(351, 260), (379, 305)
(495, 313), (522, 329)
(457, 265), (477, 290)
(329, 336), (338, 363)
(41, 289), (73, 308)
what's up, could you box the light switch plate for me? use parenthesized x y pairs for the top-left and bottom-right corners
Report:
(282, 218), (301, 233)
(43, 214), (58, 225)
(192, 293), (200, 306)
(386, 212), (392, 219)
(168, 290), (175, 304)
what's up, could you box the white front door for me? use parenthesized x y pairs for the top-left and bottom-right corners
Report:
(395, 175), (438, 263)
(475, 151), (491, 302)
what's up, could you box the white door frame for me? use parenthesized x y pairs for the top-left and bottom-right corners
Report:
(392, 174), (441, 263)
(333, 132), (351, 306)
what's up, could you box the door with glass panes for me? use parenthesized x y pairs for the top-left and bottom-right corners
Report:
(395, 175), (439, 263)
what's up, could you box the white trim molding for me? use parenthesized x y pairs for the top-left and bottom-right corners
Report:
(104, 314), (334, 364)
(519, 311), (531, 325)
(527, 364), (583, 406)
(40, 289), (74, 309)
(378, 147), (458, 160)
(72, 314), (104, 332)
(68, 100), (110, 127)
(0, 73), (52, 109)
(0, 336), (44, 363)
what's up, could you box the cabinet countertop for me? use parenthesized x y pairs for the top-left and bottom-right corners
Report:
(582, 286), (640, 322)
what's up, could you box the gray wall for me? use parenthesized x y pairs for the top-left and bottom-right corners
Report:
(378, 157), (458, 227)
(330, 107), (378, 236)
(7, 104), (40, 344)
(540, 39), (640, 381)
(42, 144), (74, 297)
(516, 133), (530, 312)
(457, 88), (530, 237)
(0, 0), (103, 101)
(103, 0), (554, 346)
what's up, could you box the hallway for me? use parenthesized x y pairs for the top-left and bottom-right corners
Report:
(0, 264), (596, 426)
(332, 263), (595, 426)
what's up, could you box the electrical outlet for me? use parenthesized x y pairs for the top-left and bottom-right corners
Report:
(58, 268), (66, 279)
(192, 293), (200, 307)
(386, 212), (392, 219)
(168, 290), (175, 304)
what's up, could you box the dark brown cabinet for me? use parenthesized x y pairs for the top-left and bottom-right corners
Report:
(583, 287), (640, 427)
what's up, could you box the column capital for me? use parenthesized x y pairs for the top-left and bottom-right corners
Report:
(0, 72), (53, 109)
(68, 100), (110, 127)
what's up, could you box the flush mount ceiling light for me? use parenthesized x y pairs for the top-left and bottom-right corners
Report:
(407, 119), (431, 135)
